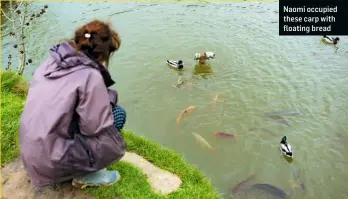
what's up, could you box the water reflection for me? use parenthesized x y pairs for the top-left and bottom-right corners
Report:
(192, 63), (215, 79)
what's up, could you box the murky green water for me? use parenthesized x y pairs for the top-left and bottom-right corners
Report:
(2, 2), (348, 199)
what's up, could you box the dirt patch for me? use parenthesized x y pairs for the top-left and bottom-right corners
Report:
(1, 158), (93, 199)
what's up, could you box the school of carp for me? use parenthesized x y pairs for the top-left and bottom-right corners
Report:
(175, 93), (305, 199)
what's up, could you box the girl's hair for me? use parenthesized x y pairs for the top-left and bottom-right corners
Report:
(71, 20), (121, 69)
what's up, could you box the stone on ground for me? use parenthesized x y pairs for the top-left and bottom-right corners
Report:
(121, 152), (182, 195)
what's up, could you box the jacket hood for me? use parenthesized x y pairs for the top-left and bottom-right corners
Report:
(44, 42), (99, 78)
(43, 42), (115, 87)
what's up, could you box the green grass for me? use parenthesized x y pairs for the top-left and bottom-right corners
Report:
(1, 71), (221, 199)
(85, 130), (222, 199)
(1, 70), (28, 98)
(1, 71), (28, 166)
(1, 91), (25, 166)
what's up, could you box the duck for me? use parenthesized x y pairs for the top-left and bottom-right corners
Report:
(322, 35), (340, 45)
(167, 60), (183, 69)
(280, 136), (293, 158)
(194, 52), (216, 61)
(205, 51), (216, 59)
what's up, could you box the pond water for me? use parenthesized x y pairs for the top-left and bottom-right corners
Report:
(2, 2), (348, 199)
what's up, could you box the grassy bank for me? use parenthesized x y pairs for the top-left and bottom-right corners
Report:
(1, 71), (221, 199)
(1, 71), (28, 166)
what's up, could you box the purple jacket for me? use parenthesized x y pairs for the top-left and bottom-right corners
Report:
(19, 42), (126, 188)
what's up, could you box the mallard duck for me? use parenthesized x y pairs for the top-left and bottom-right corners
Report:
(322, 35), (340, 45)
(205, 51), (215, 59)
(280, 136), (293, 158)
(194, 52), (216, 60)
(167, 60), (183, 69)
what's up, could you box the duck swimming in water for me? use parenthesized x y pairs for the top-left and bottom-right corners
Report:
(167, 60), (183, 69)
(322, 35), (340, 45)
(280, 136), (293, 158)
(194, 52), (216, 65)
(194, 52), (215, 60)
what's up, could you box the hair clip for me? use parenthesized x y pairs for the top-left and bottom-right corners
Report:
(85, 33), (91, 38)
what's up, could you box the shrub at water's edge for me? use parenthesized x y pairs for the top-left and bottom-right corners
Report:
(1, 71), (221, 198)
(1, 71), (28, 98)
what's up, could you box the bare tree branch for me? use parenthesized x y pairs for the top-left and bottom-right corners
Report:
(1, 16), (32, 38)
(18, 10), (26, 75)
(1, 8), (15, 22)
(12, 1), (24, 13)
(3, 1), (48, 75)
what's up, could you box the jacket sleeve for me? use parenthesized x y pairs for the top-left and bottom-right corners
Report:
(107, 88), (118, 107)
(74, 70), (126, 169)
(76, 71), (116, 137)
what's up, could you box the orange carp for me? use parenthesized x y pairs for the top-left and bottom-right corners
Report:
(176, 105), (196, 125)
